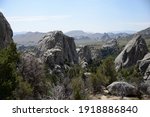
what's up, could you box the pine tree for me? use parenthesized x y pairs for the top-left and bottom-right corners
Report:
(0, 43), (19, 99)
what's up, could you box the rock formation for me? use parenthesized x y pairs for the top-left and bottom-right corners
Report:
(139, 80), (150, 95)
(37, 31), (78, 68)
(101, 33), (111, 40)
(138, 53), (150, 80)
(89, 39), (119, 60)
(115, 35), (148, 71)
(143, 65), (150, 80)
(107, 82), (137, 97)
(138, 53), (150, 74)
(0, 12), (13, 49)
(78, 45), (92, 63)
(100, 39), (119, 58)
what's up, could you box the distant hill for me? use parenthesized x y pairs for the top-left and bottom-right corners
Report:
(137, 27), (150, 39)
(13, 32), (27, 35)
(65, 30), (90, 37)
(65, 30), (94, 40)
(13, 27), (150, 47)
(65, 30), (130, 40)
(13, 32), (45, 46)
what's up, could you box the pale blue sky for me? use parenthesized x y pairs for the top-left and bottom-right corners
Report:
(0, 0), (150, 33)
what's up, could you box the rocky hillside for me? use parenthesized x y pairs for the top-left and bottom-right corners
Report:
(0, 12), (13, 49)
(137, 27), (150, 39)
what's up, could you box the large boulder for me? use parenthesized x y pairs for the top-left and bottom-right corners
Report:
(115, 35), (148, 71)
(0, 12), (13, 49)
(37, 31), (78, 68)
(78, 45), (92, 63)
(107, 82), (137, 97)
(100, 39), (119, 58)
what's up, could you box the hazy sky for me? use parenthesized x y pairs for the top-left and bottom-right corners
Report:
(0, 0), (150, 33)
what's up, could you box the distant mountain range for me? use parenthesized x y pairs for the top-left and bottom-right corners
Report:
(65, 30), (130, 40)
(13, 27), (150, 46)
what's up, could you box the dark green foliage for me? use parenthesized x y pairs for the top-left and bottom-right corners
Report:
(13, 76), (33, 99)
(90, 73), (106, 94)
(100, 56), (117, 84)
(47, 73), (59, 86)
(0, 43), (47, 99)
(118, 66), (143, 84)
(0, 43), (19, 99)
(88, 58), (101, 73)
(89, 56), (117, 93)
(71, 77), (88, 100)
(91, 57), (117, 84)
(65, 65), (83, 79)
(62, 65), (89, 99)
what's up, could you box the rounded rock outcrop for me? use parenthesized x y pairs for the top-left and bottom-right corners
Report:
(107, 82), (137, 97)
(115, 35), (148, 71)
(37, 31), (78, 68)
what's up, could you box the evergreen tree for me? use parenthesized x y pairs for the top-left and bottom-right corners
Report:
(0, 43), (19, 99)
(101, 56), (117, 84)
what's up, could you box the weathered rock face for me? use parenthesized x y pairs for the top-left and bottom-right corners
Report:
(87, 39), (119, 60)
(0, 12), (13, 49)
(139, 80), (150, 95)
(137, 53), (150, 80)
(143, 65), (150, 80)
(100, 39), (119, 58)
(138, 53), (150, 75)
(78, 45), (92, 63)
(115, 35), (148, 71)
(37, 31), (78, 68)
(107, 82), (137, 96)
